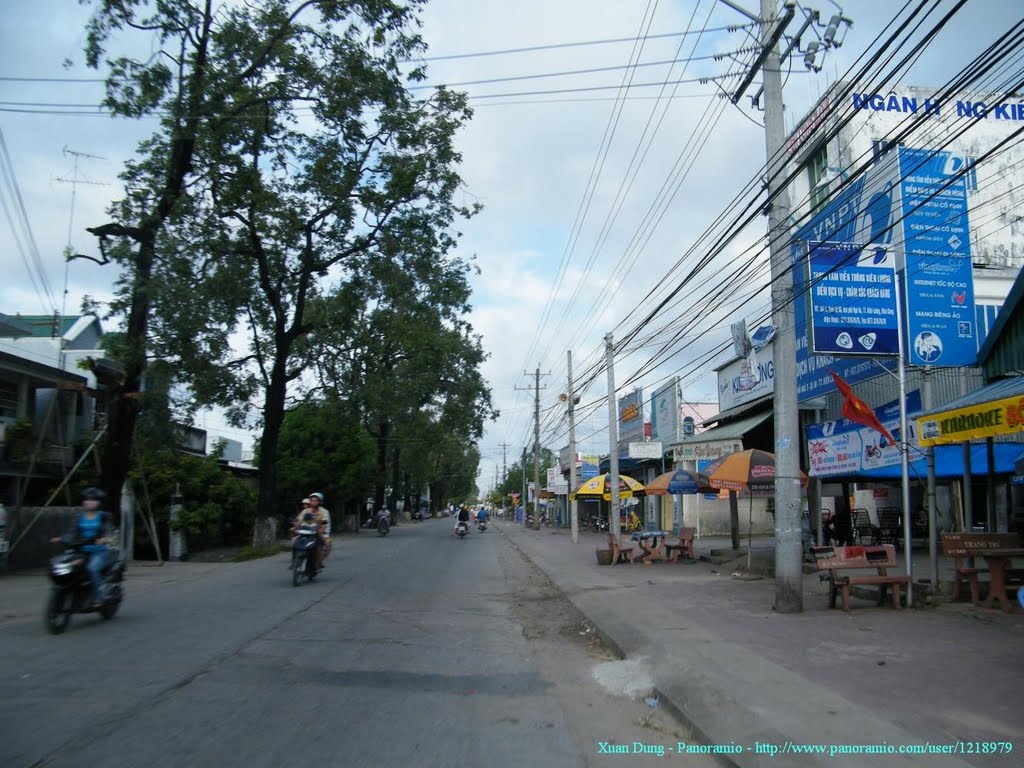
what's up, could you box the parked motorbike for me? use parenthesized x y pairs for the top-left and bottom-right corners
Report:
(455, 520), (469, 538)
(45, 536), (125, 634)
(291, 524), (320, 586)
(377, 510), (390, 537)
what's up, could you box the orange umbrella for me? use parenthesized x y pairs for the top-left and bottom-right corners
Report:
(698, 449), (807, 492)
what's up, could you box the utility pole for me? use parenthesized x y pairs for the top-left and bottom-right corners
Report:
(516, 369), (548, 529)
(605, 334), (621, 542)
(725, 0), (848, 612)
(566, 350), (580, 544)
(521, 447), (528, 525)
(499, 442), (510, 512)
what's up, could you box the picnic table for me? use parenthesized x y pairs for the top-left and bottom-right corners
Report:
(631, 530), (671, 565)
(981, 547), (1024, 612)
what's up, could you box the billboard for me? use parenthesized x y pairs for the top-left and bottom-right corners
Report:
(628, 441), (663, 460)
(897, 146), (975, 366)
(580, 455), (600, 480)
(717, 340), (774, 412)
(618, 389), (644, 444)
(650, 379), (679, 442)
(806, 390), (921, 477)
(807, 242), (899, 356)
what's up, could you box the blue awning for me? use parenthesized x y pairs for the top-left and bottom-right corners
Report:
(853, 442), (1024, 480)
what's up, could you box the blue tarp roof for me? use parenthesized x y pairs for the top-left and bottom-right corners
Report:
(852, 442), (1024, 480)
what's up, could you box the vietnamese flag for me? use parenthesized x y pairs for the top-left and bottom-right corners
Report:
(829, 370), (897, 446)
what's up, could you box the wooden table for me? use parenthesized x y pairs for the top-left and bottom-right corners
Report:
(631, 530), (670, 565)
(981, 547), (1024, 612)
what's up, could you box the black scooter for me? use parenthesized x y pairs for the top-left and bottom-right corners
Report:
(291, 524), (320, 586)
(377, 510), (390, 537)
(455, 520), (469, 538)
(45, 536), (125, 634)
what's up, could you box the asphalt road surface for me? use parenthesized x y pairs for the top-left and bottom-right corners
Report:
(0, 519), (695, 768)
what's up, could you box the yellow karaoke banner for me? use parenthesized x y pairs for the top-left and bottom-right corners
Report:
(917, 394), (1024, 446)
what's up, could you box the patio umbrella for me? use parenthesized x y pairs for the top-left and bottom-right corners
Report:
(569, 473), (645, 501)
(698, 449), (808, 492)
(698, 449), (807, 574)
(645, 469), (701, 496)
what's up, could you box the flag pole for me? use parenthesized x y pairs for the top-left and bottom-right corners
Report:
(896, 270), (914, 607)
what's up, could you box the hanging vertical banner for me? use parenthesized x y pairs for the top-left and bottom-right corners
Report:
(897, 146), (975, 366)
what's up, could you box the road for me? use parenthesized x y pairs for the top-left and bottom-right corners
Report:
(0, 519), (694, 768)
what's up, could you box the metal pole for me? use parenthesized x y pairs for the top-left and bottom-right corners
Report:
(533, 367), (542, 529)
(923, 370), (939, 589)
(759, 0), (802, 612)
(568, 350), (579, 544)
(606, 334), (621, 543)
(522, 447), (528, 525)
(960, 374), (973, 531)
(896, 270), (914, 607)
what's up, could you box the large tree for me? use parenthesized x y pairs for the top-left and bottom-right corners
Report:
(77, 0), (476, 519)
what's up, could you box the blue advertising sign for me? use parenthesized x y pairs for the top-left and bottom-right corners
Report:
(807, 242), (899, 356)
(897, 146), (975, 366)
(618, 389), (644, 444)
(806, 391), (922, 478)
(794, 242), (897, 401)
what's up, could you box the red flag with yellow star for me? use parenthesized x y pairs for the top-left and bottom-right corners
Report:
(829, 370), (897, 446)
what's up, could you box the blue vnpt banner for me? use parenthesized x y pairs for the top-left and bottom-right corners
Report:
(807, 242), (899, 356)
(897, 146), (975, 366)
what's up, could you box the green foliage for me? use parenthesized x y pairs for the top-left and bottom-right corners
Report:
(231, 543), (288, 562)
(275, 398), (376, 510)
(132, 449), (256, 545)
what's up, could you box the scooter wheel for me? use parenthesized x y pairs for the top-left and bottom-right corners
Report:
(100, 601), (120, 620)
(292, 555), (304, 587)
(45, 590), (71, 634)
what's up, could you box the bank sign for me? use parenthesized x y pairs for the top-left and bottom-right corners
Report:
(794, 145), (975, 400)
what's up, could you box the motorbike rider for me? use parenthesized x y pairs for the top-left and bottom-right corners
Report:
(307, 492), (330, 569)
(453, 505), (470, 535)
(52, 487), (114, 607)
(477, 507), (489, 526)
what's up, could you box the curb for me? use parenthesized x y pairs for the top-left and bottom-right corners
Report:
(501, 527), (741, 768)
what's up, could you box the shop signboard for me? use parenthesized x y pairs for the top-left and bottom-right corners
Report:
(618, 389), (644, 444)
(650, 379), (679, 442)
(806, 391), (922, 477)
(673, 438), (743, 463)
(628, 441), (663, 460)
(580, 455), (600, 480)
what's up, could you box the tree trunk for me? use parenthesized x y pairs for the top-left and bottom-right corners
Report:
(257, 352), (289, 520)
(100, 234), (155, 524)
(389, 445), (401, 523)
(374, 419), (389, 514)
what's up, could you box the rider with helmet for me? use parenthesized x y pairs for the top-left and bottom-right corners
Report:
(305, 493), (330, 569)
(53, 487), (114, 607)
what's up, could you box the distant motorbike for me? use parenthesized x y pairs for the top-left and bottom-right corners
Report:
(291, 524), (320, 586)
(455, 520), (469, 538)
(478, 520), (487, 532)
(377, 510), (390, 537)
(45, 536), (125, 634)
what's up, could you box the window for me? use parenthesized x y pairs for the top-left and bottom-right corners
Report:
(0, 379), (17, 419)
(807, 143), (829, 213)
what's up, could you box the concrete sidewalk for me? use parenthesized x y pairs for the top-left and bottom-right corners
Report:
(500, 523), (1022, 768)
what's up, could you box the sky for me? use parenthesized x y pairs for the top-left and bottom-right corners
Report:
(0, 0), (1015, 494)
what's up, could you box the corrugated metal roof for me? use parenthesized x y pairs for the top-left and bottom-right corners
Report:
(671, 409), (773, 446)
(918, 375), (1024, 418)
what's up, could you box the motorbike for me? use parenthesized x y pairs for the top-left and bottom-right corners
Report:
(291, 524), (320, 586)
(455, 520), (469, 538)
(477, 519), (487, 532)
(377, 510), (390, 537)
(45, 536), (125, 634)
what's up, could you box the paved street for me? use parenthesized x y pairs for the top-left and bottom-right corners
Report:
(0, 519), (690, 768)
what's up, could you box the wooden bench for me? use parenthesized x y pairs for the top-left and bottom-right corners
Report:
(811, 544), (909, 612)
(665, 527), (695, 562)
(607, 534), (634, 564)
(940, 532), (1023, 605)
